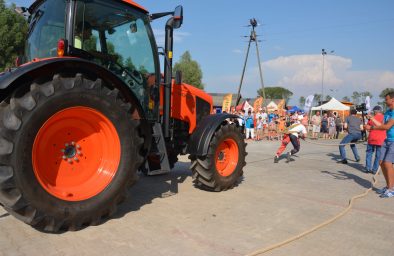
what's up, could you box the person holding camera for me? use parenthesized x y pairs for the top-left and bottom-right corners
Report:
(365, 91), (394, 198)
(365, 106), (386, 174)
(338, 109), (362, 164)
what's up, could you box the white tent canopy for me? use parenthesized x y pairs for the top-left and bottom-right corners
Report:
(311, 97), (350, 111)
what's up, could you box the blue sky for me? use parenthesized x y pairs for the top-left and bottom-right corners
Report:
(7, 0), (394, 105)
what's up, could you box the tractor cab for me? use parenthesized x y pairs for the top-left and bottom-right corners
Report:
(25, 0), (161, 119)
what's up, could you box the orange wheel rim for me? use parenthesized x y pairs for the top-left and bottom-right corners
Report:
(215, 138), (239, 177)
(32, 107), (121, 201)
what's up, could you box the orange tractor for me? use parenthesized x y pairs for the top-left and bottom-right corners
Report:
(0, 0), (246, 232)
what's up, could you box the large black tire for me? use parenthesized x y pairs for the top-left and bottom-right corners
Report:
(190, 123), (247, 191)
(0, 73), (144, 232)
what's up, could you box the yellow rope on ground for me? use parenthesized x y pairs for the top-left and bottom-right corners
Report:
(246, 170), (380, 256)
(304, 138), (366, 147)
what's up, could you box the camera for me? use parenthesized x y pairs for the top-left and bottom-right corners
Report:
(355, 103), (367, 112)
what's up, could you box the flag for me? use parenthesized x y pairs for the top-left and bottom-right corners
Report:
(365, 96), (371, 112)
(222, 93), (233, 113)
(243, 100), (253, 111)
(277, 99), (286, 116)
(304, 95), (314, 113)
(253, 97), (264, 111)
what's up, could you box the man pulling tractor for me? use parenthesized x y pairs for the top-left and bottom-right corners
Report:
(0, 0), (246, 232)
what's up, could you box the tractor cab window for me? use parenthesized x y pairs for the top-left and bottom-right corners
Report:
(74, 0), (159, 119)
(25, 0), (66, 61)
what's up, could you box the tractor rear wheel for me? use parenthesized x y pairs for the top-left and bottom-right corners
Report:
(190, 124), (246, 191)
(0, 74), (143, 232)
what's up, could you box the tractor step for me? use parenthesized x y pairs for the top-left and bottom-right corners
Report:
(145, 122), (171, 176)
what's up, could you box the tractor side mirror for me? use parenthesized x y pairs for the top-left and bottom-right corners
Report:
(175, 70), (182, 85)
(14, 6), (30, 18)
(173, 5), (183, 29)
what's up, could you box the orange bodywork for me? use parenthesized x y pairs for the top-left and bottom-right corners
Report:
(160, 82), (213, 134)
(121, 0), (148, 12)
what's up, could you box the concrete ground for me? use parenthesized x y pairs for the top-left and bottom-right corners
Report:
(1, 139), (393, 256)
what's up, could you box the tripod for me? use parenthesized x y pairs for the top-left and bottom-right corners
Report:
(236, 18), (266, 106)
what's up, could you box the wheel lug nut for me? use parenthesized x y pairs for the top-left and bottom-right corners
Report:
(62, 156), (67, 160)
(65, 143), (69, 147)
(77, 151), (82, 155)
(61, 149), (65, 153)
(76, 144), (81, 149)
(74, 157), (79, 162)
(71, 141), (76, 145)
(68, 159), (73, 164)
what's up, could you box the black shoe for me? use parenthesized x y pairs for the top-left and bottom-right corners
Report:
(355, 158), (361, 162)
(274, 156), (279, 163)
(286, 152), (291, 163)
(337, 159), (348, 164)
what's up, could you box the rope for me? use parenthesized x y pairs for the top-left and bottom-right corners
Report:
(303, 138), (367, 147)
(245, 170), (380, 256)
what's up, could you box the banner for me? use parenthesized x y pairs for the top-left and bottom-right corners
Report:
(253, 97), (264, 111)
(222, 93), (232, 113)
(365, 96), (371, 112)
(304, 95), (314, 113)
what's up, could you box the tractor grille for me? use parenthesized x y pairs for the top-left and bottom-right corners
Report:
(196, 97), (211, 124)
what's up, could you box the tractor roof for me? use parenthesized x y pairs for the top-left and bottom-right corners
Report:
(29, 0), (148, 13)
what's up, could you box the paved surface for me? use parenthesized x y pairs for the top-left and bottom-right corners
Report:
(1, 139), (393, 256)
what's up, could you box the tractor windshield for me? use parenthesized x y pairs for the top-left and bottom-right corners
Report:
(74, 0), (156, 74)
(25, 0), (66, 61)
(74, 0), (159, 119)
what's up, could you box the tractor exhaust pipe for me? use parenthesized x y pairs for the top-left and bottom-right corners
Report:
(162, 6), (183, 138)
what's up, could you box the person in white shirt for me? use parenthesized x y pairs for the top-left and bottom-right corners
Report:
(274, 122), (307, 163)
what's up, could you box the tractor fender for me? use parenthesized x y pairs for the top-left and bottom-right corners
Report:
(187, 113), (240, 156)
(0, 57), (152, 158)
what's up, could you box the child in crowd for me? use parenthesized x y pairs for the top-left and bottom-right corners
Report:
(256, 116), (263, 141)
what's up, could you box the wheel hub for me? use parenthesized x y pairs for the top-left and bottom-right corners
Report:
(61, 141), (82, 164)
(218, 151), (225, 161)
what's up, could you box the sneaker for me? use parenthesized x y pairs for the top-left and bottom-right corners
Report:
(286, 152), (291, 163)
(337, 159), (348, 164)
(380, 189), (394, 198)
(355, 158), (361, 162)
(274, 156), (279, 163)
(376, 187), (388, 194)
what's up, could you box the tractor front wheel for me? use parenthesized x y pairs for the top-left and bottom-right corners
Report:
(190, 124), (246, 191)
(0, 74), (143, 232)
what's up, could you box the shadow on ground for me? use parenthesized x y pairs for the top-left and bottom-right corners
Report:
(113, 160), (244, 219)
(113, 162), (192, 219)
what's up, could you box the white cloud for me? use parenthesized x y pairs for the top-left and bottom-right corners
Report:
(260, 54), (394, 103)
(232, 49), (242, 54)
(204, 54), (394, 105)
(152, 29), (190, 47)
(263, 55), (351, 88)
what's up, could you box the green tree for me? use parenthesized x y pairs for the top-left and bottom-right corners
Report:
(351, 91), (361, 104)
(342, 96), (350, 102)
(299, 96), (306, 106)
(257, 86), (293, 102)
(173, 51), (204, 89)
(361, 91), (373, 99)
(314, 93), (322, 106)
(0, 1), (28, 70)
(379, 88), (394, 99)
(325, 95), (332, 101)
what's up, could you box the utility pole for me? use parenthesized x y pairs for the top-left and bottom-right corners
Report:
(236, 18), (266, 106)
(320, 48), (334, 115)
